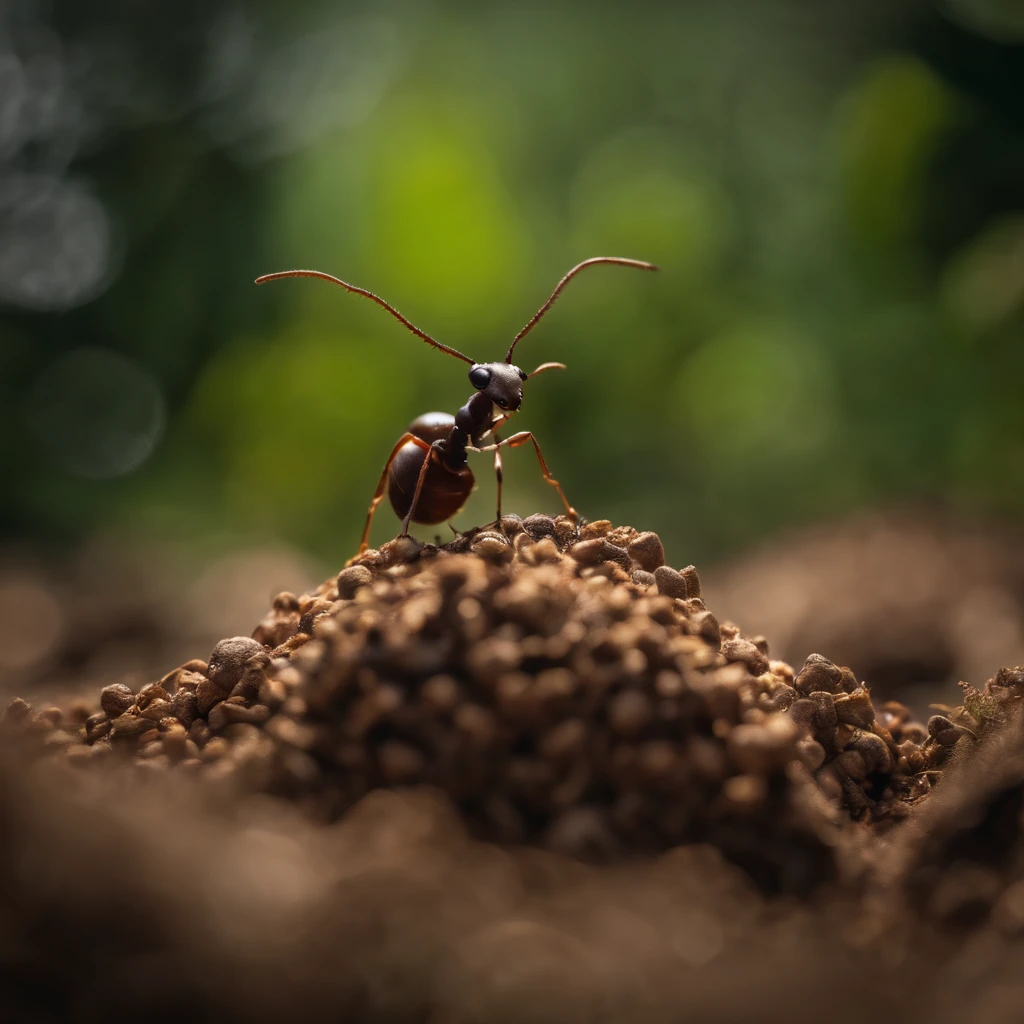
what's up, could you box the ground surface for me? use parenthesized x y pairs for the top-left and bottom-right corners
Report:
(3, 516), (1024, 1022)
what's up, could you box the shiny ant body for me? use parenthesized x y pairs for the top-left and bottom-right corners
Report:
(256, 257), (657, 551)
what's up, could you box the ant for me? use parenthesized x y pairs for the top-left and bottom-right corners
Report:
(256, 257), (657, 552)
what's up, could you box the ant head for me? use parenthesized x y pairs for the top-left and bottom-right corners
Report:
(469, 362), (527, 413)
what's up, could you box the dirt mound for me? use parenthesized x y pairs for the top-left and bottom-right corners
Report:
(2, 516), (956, 896)
(4, 516), (1024, 1021)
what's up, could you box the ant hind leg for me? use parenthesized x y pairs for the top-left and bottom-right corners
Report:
(359, 433), (430, 552)
(400, 446), (435, 537)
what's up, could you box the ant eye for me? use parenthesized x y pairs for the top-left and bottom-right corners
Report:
(516, 367), (528, 381)
(469, 365), (491, 389)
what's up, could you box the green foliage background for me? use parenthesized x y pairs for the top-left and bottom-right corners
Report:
(3, 0), (1024, 569)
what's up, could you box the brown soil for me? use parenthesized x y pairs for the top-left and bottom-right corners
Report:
(2, 515), (1023, 1022)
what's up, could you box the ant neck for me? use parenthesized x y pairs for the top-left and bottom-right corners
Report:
(441, 392), (497, 468)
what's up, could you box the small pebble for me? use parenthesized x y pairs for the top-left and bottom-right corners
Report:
(522, 513), (557, 539)
(627, 531), (665, 571)
(794, 654), (843, 696)
(207, 637), (266, 692)
(678, 565), (701, 598)
(721, 638), (770, 677)
(337, 564), (373, 599)
(196, 678), (228, 717)
(578, 520), (611, 540)
(653, 565), (689, 599)
(100, 684), (134, 718)
(471, 532), (513, 563)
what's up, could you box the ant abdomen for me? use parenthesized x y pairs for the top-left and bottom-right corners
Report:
(388, 413), (474, 525)
(407, 412), (456, 445)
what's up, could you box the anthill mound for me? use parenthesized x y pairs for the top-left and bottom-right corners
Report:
(4, 514), (977, 897)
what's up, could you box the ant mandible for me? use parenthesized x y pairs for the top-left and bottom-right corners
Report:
(256, 257), (658, 552)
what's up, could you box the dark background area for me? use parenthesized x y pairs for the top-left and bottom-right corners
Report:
(2, 0), (1024, 701)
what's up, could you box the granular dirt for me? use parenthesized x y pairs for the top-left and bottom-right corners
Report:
(2, 519), (965, 885)
(3, 517), (1023, 1022)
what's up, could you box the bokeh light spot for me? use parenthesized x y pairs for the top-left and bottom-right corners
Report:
(941, 0), (1024, 41)
(200, 12), (402, 160)
(674, 324), (836, 466)
(27, 348), (166, 479)
(0, 573), (64, 673)
(572, 128), (732, 280)
(186, 323), (412, 538)
(942, 216), (1024, 335)
(0, 175), (113, 311)
(834, 57), (957, 250)
(368, 111), (532, 326)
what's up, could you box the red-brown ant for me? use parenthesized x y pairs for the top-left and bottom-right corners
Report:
(255, 257), (657, 551)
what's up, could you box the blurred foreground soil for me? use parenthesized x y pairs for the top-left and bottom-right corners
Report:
(3, 512), (1024, 1022)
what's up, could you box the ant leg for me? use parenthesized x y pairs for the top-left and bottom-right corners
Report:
(471, 432), (577, 520)
(360, 433), (430, 552)
(508, 432), (577, 519)
(401, 444), (435, 537)
(474, 413), (509, 524)
(492, 428), (504, 522)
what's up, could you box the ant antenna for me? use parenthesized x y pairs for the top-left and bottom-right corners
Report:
(505, 257), (658, 363)
(255, 269), (477, 365)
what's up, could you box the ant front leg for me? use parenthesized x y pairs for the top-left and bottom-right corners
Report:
(470, 431), (577, 520)
(493, 435), (504, 522)
(489, 415), (511, 523)
(360, 432), (431, 552)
